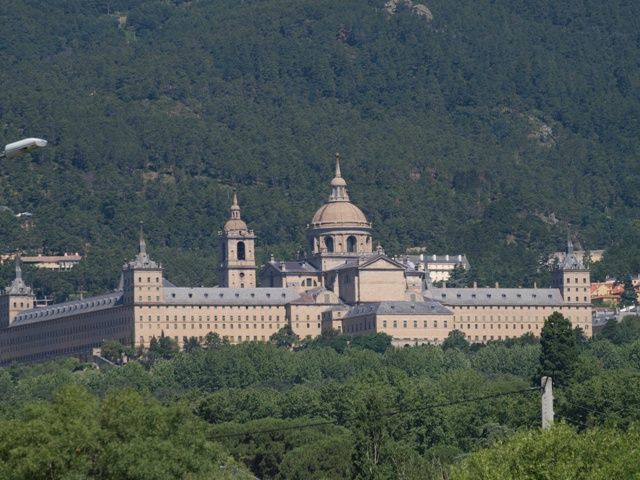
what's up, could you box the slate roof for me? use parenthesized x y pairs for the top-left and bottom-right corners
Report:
(426, 287), (565, 306)
(266, 261), (319, 274)
(344, 300), (452, 318)
(290, 287), (339, 305)
(11, 292), (123, 327)
(164, 287), (300, 305)
(328, 253), (404, 272)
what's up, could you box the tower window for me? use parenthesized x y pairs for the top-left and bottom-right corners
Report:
(324, 236), (334, 253)
(347, 236), (357, 253)
(237, 242), (246, 260)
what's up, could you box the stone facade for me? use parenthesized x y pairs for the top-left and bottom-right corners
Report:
(0, 158), (593, 364)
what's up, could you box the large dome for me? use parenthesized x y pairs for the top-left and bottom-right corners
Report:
(223, 218), (248, 232)
(311, 201), (369, 226)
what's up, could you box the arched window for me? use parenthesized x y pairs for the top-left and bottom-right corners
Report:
(324, 236), (334, 253)
(347, 236), (357, 253)
(237, 241), (246, 260)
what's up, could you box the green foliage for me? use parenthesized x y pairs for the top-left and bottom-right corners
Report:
(350, 333), (393, 354)
(442, 330), (470, 351)
(100, 340), (135, 365)
(148, 332), (180, 361)
(5, 330), (640, 478)
(539, 312), (580, 386)
(0, 384), (245, 479)
(451, 424), (640, 480)
(618, 277), (637, 308)
(600, 315), (640, 345)
(270, 325), (299, 349)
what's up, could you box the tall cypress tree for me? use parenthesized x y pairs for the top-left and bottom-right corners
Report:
(539, 312), (580, 386)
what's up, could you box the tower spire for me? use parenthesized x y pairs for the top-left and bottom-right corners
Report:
(5, 253), (32, 295)
(566, 231), (574, 255)
(15, 254), (22, 281)
(329, 152), (349, 201)
(139, 221), (146, 255)
(230, 189), (241, 220)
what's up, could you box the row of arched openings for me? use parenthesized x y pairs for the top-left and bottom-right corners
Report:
(324, 236), (357, 253)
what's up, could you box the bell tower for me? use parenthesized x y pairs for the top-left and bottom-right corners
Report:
(552, 234), (591, 305)
(0, 256), (35, 328)
(122, 223), (164, 305)
(218, 191), (256, 288)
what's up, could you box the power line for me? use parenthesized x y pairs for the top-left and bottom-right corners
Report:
(210, 387), (537, 440)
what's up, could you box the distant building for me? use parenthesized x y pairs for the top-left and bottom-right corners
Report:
(1, 253), (82, 271)
(0, 157), (593, 364)
(397, 253), (470, 284)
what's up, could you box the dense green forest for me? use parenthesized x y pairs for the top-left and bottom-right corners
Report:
(2, 315), (640, 478)
(1, 0), (640, 296)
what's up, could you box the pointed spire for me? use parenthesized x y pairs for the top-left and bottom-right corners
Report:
(127, 221), (159, 270)
(230, 189), (241, 220)
(329, 152), (349, 201)
(15, 254), (22, 281)
(139, 221), (146, 255)
(5, 253), (32, 295)
(566, 231), (574, 255)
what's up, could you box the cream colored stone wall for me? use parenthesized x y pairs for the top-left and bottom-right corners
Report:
(561, 271), (591, 304)
(288, 304), (326, 339)
(0, 294), (35, 328)
(357, 270), (406, 302)
(342, 312), (454, 345)
(123, 269), (164, 305)
(133, 304), (288, 347)
(450, 304), (592, 342)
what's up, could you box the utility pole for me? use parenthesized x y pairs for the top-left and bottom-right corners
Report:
(541, 376), (554, 429)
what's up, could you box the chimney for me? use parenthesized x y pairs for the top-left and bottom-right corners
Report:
(432, 254), (436, 261)
(446, 254), (449, 261)
(534, 281), (537, 289)
(419, 253), (424, 261)
(473, 281), (477, 289)
(495, 282), (499, 288)
(458, 254), (462, 261)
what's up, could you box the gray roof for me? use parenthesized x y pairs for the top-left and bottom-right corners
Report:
(164, 287), (300, 305)
(290, 287), (340, 305)
(345, 300), (452, 318)
(426, 287), (565, 306)
(558, 237), (586, 271)
(11, 292), (123, 327)
(5, 260), (32, 296)
(267, 261), (319, 274)
(328, 253), (404, 272)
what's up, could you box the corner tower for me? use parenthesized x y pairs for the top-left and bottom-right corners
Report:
(218, 191), (256, 288)
(552, 235), (591, 305)
(306, 154), (372, 270)
(122, 224), (164, 305)
(0, 257), (35, 328)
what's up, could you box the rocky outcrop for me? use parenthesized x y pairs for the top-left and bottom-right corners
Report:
(384, 0), (433, 21)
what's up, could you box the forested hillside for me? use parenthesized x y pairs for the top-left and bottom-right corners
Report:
(2, 0), (640, 296)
